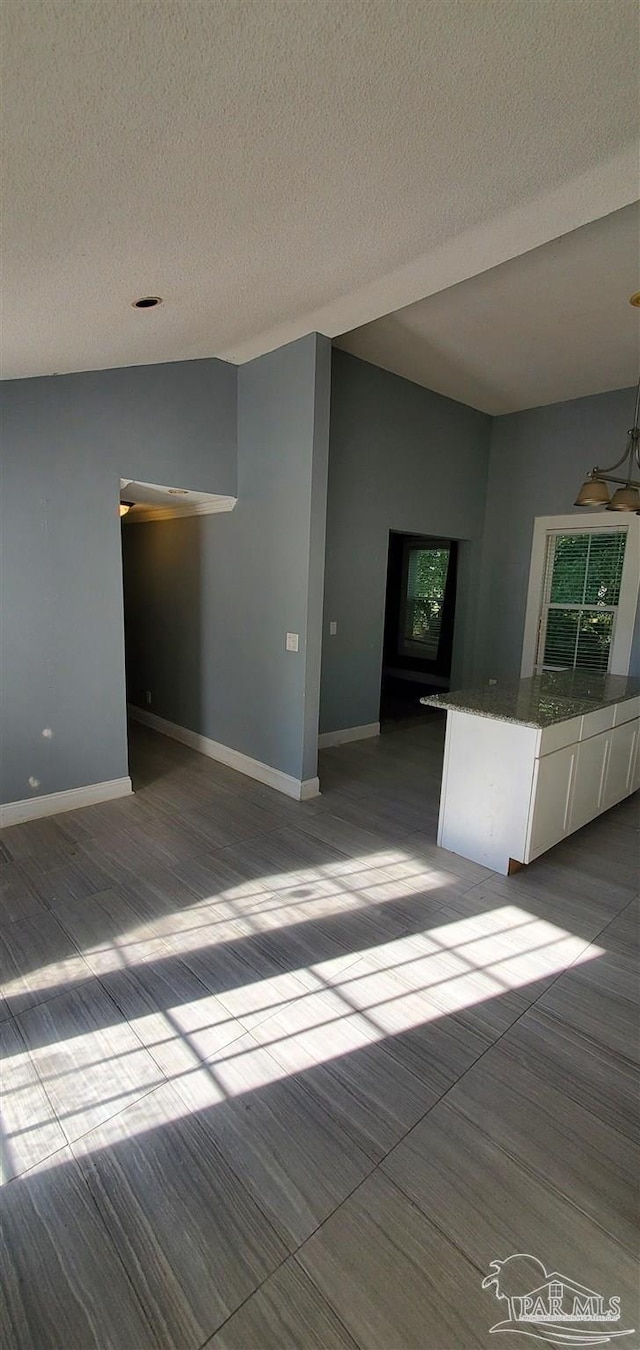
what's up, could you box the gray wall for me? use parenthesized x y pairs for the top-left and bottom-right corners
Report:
(123, 333), (331, 784)
(0, 359), (236, 806)
(475, 385), (640, 680)
(319, 349), (492, 734)
(3, 339), (635, 809)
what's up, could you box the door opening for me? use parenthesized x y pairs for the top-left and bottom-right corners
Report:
(120, 511), (204, 790)
(380, 532), (458, 724)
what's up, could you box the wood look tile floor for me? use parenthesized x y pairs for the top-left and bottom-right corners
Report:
(0, 717), (638, 1349)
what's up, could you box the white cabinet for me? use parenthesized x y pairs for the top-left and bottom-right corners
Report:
(524, 721), (639, 864)
(570, 732), (609, 832)
(527, 745), (577, 859)
(633, 729), (640, 793)
(602, 720), (638, 811)
(438, 699), (639, 875)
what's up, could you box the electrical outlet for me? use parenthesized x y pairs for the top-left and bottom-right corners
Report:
(286, 632), (299, 653)
(145, 690), (152, 705)
(329, 620), (337, 635)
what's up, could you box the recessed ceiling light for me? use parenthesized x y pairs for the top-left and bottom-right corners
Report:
(629, 292), (640, 308)
(132, 296), (163, 309)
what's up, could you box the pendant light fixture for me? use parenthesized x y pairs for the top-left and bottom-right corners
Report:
(575, 293), (640, 513)
(574, 374), (640, 514)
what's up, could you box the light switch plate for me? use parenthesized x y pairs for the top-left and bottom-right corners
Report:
(329, 620), (337, 635)
(286, 632), (299, 652)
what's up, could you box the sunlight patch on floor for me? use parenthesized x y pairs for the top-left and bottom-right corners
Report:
(0, 850), (454, 1004)
(0, 904), (602, 1179)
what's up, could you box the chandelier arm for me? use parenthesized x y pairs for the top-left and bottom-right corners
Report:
(590, 435), (634, 477)
(597, 472), (640, 488)
(592, 380), (640, 477)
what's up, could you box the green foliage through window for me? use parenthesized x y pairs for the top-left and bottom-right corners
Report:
(540, 530), (627, 672)
(404, 548), (450, 649)
(549, 533), (625, 607)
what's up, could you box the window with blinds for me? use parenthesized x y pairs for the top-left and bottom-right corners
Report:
(535, 529), (628, 673)
(401, 545), (451, 660)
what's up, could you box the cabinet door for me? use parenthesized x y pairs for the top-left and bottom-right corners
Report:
(526, 744), (577, 861)
(632, 726), (640, 794)
(570, 732), (609, 832)
(602, 719), (638, 811)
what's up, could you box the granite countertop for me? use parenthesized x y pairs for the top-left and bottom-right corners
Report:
(421, 671), (640, 729)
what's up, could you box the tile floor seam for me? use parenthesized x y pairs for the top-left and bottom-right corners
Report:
(194, 1250), (361, 1350)
(462, 869), (638, 911)
(174, 1020), (383, 1238)
(3, 973), (98, 1024)
(288, 1166), (491, 1343)
(202, 822), (360, 868)
(185, 1013), (534, 1345)
(3, 1139), (66, 1185)
(74, 1078), (316, 1348)
(308, 889), (640, 1227)
(53, 902), (177, 975)
(192, 1254), (294, 1350)
(1, 1014), (68, 1186)
(116, 997), (250, 1093)
(191, 1158), (385, 1350)
(380, 1102), (638, 1264)
(45, 1076), (169, 1157)
(287, 1253), (361, 1350)
(12, 977), (172, 1153)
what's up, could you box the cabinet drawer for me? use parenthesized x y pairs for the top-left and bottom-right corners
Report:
(614, 697), (640, 727)
(580, 705), (615, 740)
(538, 716), (582, 756)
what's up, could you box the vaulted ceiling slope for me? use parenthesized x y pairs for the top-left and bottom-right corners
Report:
(1, 0), (638, 381)
(338, 204), (640, 414)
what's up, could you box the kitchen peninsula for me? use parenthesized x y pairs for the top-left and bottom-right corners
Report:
(424, 672), (640, 875)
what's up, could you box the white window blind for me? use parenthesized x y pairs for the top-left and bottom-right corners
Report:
(535, 529), (628, 673)
(402, 546), (451, 659)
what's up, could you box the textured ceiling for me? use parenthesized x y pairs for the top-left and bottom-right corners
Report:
(1, 0), (638, 381)
(338, 204), (640, 414)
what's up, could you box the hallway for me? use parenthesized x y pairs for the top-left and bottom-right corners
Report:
(0, 719), (637, 1348)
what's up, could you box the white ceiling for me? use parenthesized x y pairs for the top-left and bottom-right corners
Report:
(338, 204), (640, 414)
(1, 0), (638, 383)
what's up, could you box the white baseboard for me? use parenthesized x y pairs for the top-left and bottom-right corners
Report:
(128, 705), (320, 802)
(318, 722), (380, 749)
(0, 776), (133, 829)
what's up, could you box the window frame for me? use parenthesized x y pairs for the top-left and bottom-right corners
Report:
(397, 540), (453, 660)
(521, 513), (640, 678)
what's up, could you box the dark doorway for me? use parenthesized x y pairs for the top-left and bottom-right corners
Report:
(120, 515), (203, 790)
(380, 532), (458, 724)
